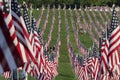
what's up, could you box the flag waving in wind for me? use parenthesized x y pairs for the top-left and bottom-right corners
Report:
(0, 0), (24, 74)
(108, 5), (120, 72)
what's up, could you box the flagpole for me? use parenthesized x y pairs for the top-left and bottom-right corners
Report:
(21, 69), (28, 80)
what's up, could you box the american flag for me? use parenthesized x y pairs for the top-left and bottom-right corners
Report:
(100, 31), (109, 74)
(11, 0), (37, 65)
(2, 67), (22, 79)
(11, 0), (41, 79)
(31, 11), (46, 78)
(0, 0), (24, 74)
(22, 4), (44, 78)
(22, 2), (34, 52)
(108, 6), (120, 71)
(22, 2), (36, 77)
(23, 3), (31, 34)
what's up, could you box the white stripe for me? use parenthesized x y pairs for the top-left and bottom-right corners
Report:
(112, 54), (116, 68)
(29, 32), (33, 41)
(109, 39), (120, 52)
(4, 13), (19, 47)
(115, 51), (119, 64)
(20, 16), (28, 32)
(37, 52), (41, 64)
(19, 43), (27, 62)
(13, 37), (18, 46)
(35, 42), (40, 48)
(12, 11), (28, 34)
(111, 26), (120, 37)
(34, 65), (39, 76)
(23, 63), (27, 71)
(9, 25), (15, 36)
(34, 31), (38, 35)
(12, 11), (21, 23)
(104, 45), (108, 55)
(0, 64), (4, 74)
(12, 11), (35, 61)
(4, 13), (12, 26)
(102, 51), (107, 64)
(25, 36), (35, 57)
(0, 29), (17, 70)
(13, 21), (24, 34)
(29, 33), (34, 49)
(34, 37), (39, 42)
(9, 25), (18, 46)
(16, 31), (26, 44)
(110, 32), (119, 45)
(109, 56), (112, 68)
(110, 27), (119, 43)
(23, 63), (31, 73)
(27, 64), (32, 73)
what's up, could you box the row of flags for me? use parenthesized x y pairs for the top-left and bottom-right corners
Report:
(0, 0), (60, 80)
(80, 7), (99, 47)
(67, 5), (120, 80)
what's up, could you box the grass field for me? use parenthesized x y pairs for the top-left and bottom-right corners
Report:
(1, 7), (119, 80)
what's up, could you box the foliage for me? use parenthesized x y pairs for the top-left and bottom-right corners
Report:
(18, 0), (119, 8)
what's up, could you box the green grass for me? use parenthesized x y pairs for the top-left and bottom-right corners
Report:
(78, 32), (93, 48)
(106, 12), (111, 19)
(88, 11), (100, 39)
(118, 11), (120, 22)
(77, 10), (93, 48)
(77, 10), (84, 23)
(83, 10), (98, 40)
(1, 8), (118, 80)
(49, 9), (59, 47)
(94, 11), (104, 27)
(33, 9), (41, 20)
(89, 11), (101, 31)
(67, 10), (80, 54)
(54, 10), (76, 80)
(39, 9), (47, 28)
(42, 9), (52, 42)
(100, 11), (107, 22)
(72, 10), (93, 50)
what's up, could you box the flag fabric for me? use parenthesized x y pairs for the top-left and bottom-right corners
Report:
(2, 71), (11, 79)
(0, 0), (60, 80)
(0, 0), (24, 74)
(11, 0), (37, 66)
(108, 7), (120, 71)
(22, 4), (42, 78)
(11, 0), (40, 78)
(100, 31), (109, 74)
(23, 3), (31, 34)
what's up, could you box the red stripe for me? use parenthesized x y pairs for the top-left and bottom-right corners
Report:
(101, 56), (107, 68)
(3, 12), (24, 65)
(13, 16), (36, 63)
(109, 35), (119, 49)
(25, 62), (29, 72)
(109, 44), (120, 57)
(0, 10), (23, 71)
(12, 16), (30, 42)
(109, 27), (119, 41)
(12, 15), (37, 64)
(3, 14), (16, 41)
(0, 2), (3, 5)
